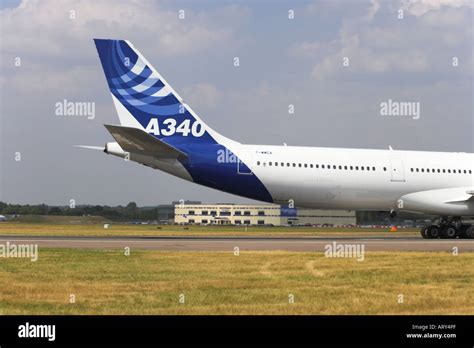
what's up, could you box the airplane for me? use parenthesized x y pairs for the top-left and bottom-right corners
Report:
(82, 39), (474, 239)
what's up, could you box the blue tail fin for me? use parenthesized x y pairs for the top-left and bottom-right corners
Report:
(94, 39), (222, 148)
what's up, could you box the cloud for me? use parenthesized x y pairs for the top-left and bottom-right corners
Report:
(400, 0), (473, 17)
(182, 83), (221, 110)
(290, 0), (472, 80)
(0, 0), (244, 63)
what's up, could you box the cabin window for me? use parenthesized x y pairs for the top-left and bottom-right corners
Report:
(383, 167), (387, 171)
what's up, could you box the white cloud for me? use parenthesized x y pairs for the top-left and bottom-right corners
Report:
(401, 0), (473, 17)
(0, 0), (249, 68)
(290, 0), (472, 80)
(182, 83), (221, 110)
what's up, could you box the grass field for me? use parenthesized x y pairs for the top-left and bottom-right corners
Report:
(0, 248), (472, 315)
(0, 221), (418, 237)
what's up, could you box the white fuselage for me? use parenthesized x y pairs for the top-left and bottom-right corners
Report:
(244, 144), (474, 212)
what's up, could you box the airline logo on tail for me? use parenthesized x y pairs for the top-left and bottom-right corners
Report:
(94, 39), (215, 147)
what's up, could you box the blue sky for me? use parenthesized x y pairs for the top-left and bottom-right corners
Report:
(0, 0), (472, 205)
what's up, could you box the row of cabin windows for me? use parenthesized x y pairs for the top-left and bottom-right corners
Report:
(256, 161), (380, 171)
(410, 168), (472, 174)
(254, 161), (473, 175)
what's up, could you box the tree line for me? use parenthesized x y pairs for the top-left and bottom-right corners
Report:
(0, 202), (159, 221)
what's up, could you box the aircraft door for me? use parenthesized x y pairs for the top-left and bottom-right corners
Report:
(390, 158), (406, 182)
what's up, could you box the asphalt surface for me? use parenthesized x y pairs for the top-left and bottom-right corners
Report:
(0, 235), (473, 252)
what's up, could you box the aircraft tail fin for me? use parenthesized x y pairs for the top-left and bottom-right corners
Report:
(94, 39), (232, 149)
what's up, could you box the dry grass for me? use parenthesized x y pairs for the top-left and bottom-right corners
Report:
(0, 249), (472, 315)
(0, 222), (418, 237)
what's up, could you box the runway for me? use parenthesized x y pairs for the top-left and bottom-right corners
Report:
(0, 235), (473, 252)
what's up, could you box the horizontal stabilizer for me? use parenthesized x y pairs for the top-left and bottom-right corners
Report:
(104, 124), (188, 160)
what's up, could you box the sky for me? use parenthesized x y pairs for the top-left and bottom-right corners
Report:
(0, 0), (472, 206)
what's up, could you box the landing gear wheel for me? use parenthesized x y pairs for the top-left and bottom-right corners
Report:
(442, 225), (457, 239)
(464, 225), (474, 239)
(420, 226), (428, 239)
(426, 225), (440, 239)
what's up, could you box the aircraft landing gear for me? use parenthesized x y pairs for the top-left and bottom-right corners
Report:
(420, 217), (473, 239)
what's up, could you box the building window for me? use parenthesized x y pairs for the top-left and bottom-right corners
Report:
(202, 219), (208, 224)
(244, 211), (251, 216)
(202, 211), (208, 215)
(258, 220), (265, 225)
(189, 219), (195, 224)
(243, 220), (251, 225)
(235, 220), (241, 225)
(188, 210), (195, 215)
(234, 211), (242, 216)
(211, 211), (217, 216)
(258, 211), (265, 216)
(220, 211), (231, 216)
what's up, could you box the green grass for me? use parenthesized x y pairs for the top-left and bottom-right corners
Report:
(0, 222), (418, 237)
(0, 249), (472, 315)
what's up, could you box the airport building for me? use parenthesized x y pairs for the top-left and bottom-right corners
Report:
(157, 200), (201, 224)
(174, 203), (356, 226)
